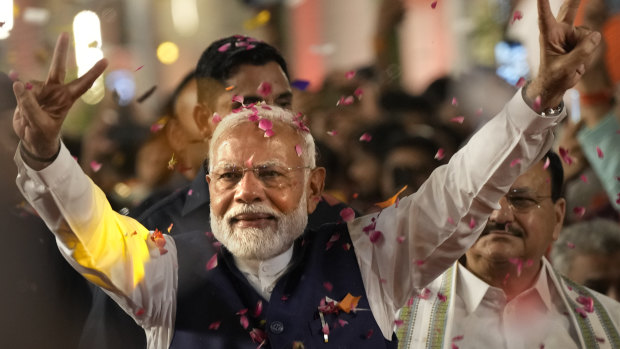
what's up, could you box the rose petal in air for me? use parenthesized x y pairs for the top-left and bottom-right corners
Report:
(135, 65), (144, 72)
(327, 129), (338, 136)
(339, 207), (355, 222)
(469, 218), (476, 229)
(434, 148), (445, 160)
(25, 82), (33, 90)
(212, 113), (222, 124)
(451, 97), (458, 106)
(240, 315), (249, 329)
(208, 321), (221, 330)
(258, 119), (273, 131)
(254, 300), (263, 317)
(8, 70), (18, 81)
(218, 43), (231, 52)
(264, 129), (274, 137)
(257, 81), (272, 97)
(397, 236), (406, 244)
(450, 116), (465, 124)
(559, 147), (573, 165)
(431, 1), (438, 9)
(345, 70), (356, 79)
(543, 157), (550, 169)
(295, 144), (303, 157)
(510, 158), (521, 167)
(323, 281), (333, 292)
(206, 254), (218, 270)
(580, 175), (588, 183)
(359, 133), (372, 142)
(511, 10), (523, 24)
(232, 94), (244, 104)
(447, 217), (455, 225)
(596, 146), (604, 159)
(516, 77), (526, 88)
(354, 88), (363, 99)
(573, 206), (586, 217)
(567, 242), (575, 249)
(90, 161), (102, 172)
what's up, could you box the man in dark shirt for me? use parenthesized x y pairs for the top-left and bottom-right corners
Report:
(79, 35), (349, 349)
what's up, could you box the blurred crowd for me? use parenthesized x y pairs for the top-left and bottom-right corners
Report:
(1, 0), (619, 347)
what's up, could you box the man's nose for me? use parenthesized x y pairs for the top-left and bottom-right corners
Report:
(233, 170), (264, 204)
(489, 196), (515, 223)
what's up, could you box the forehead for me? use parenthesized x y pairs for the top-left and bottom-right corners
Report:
(211, 121), (303, 166)
(510, 161), (551, 194)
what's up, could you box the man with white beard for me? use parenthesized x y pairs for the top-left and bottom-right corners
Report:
(12, 0), (601, 346)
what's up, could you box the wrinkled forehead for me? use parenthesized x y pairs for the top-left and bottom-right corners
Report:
(211, 121), (303, 166)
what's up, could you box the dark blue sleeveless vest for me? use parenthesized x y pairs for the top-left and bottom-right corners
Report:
(170, 223), (398, 349)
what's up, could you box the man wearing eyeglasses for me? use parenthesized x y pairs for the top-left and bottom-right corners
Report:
(10, 0), (611, 347)
(397, 151), (620, 348)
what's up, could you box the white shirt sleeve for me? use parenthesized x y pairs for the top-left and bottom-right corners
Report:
(14, 143), (177, 349)
(349, 89), (565, 339)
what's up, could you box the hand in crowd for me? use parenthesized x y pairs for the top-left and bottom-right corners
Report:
(526, 0), (602, 109)
(12, 32), (108, 169)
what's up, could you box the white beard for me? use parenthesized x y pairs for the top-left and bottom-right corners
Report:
(210, 192), (308, 260)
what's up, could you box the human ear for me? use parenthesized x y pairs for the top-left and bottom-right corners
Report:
(306, 167), (326, 214)
(193, 103), (215, 140)
(165, 119), (186, 153)
(552, 198), (566, 241)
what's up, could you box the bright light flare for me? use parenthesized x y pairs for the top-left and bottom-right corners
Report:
(73, 10), (105, 104)
(0, 0), (15, 40)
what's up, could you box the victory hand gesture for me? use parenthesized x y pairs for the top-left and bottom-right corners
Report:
(526, 0), (602, 109)
(13, 32), (108, 167)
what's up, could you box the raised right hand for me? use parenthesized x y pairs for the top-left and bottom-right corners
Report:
(13, 32), (108, 163)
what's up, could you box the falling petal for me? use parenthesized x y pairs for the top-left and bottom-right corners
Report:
(337, 95), (355, 106)
(559, 147), (573, 165)
(573, 206), (586, 217)
(264, 129), (274, 137)
(450, 116), (465, 124)
(566, 242), (575, 249)
(245, 155), (254, 168)
(257, 81), (272, 97)
(434, 148), (445, 160)
(511, 10), (523, 24)
(375, 185), (408, 208)
(418, 288), (431, 300)
(338, 319), (349, 327)
(345, 70), (356, 79)
(322, 323), (330, 335)
(218, 43), (231, 52)
(258, 119), (273, 131)
(516, 77), (526, 88)
(365, 329), (374, 339)
(135, 65), (144, 72)
(580, 175), (588, 183)
(323, 281), (333, 292)
(396, 236), (406, 244)
(25, 82), (33, 90)
(451, 97), (458, 106)
(354, 88), (363, 99)
(447, 217), (455, 225)
(249, 328), (267, 344)
(261, 105), (272, 110)
(576, 307), (588, 318)
(206, 254), (218, 270)
(414, 259), (425, 266)
(342, 243), (351, 251)
(596, 146), (604, 159)
(208, 321), (221, 330)
(510, 158), (521, 167)
(240, 315), (249, 329)
(212, 113), (222, 124)
(359, 133), (372, 142)
(135, 308), (145, 316)
(295, 144), (303, 157)
(543, 157), (550, 169)
(431, 1), (438, 9)
(232, 95), (244, 104)
(327, 130), (338, 136)
(339, 207), (355, 222)
(291, 79), (310, 91)
(90, 161), (102, 172)
(469, 218), (476, 229)
(254, 300), (263, 317)
(453, 335), (464, 341)
(369, 230), (383, 243)
(248, 112), (259, 122)
(476, 108), (483, 116)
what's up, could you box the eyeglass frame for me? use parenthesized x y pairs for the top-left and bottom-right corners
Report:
(209, 163), (313, 190)
(504, 192), (553, 213)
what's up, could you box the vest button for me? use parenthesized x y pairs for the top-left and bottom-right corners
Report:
(269, 321), (284, 334)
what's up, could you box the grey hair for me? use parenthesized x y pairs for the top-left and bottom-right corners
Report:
(551, 218), (620, 275)
(208, 105), (316, 172)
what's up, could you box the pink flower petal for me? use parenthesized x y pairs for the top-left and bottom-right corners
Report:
(543, 157), (550, 169)
(232, 94), (244, 104)
(323, 281), (333, 292)
(369, 230), (382, 243)
(345, 70), (356, 79)
(258, 118), (273, 131)
(295, 144), (303, 157)
(533, 96), (542, 113)
(257, 81), (272, 97)
(516, 77), (527, 88)
(354, 88), (363, 99)
(248, 112), (259, 122)
(240, 315), (249, 329)
(469, 217), (476, 229)
(208, 321), (221, 330)
(336, 95), (355, 106)
(135, 308), (145, 316)
(212, 112), (222, 124)
(510, 158), (522, 167)
(414, 259), (425, 266)
(150, 123), (164, 133)
(359, 133), (372, 142)
(338, 319), (349, 327)
(476, 108), (483, 116)
(431, 1), (438, 9)
(135, 65), (144, 72)
(339, 207), (355, 222)
(322, 323), (330, 335)
(396, 236), (406, 244)
(90, 161), (102, 172)
(365, 329), (374, 339)
(264, 129), (274, 137)
(394, 319), (404, 327)
(573, 206), (586, 217)
(559, 147), (573, 165)
(437, 292), (447, 302)
(434, 148), (445, 160)
(418, 288), (431, 300)
(187, 189), (193, 196)
(566, 242), (575, 249)
(8, 70), (19, 81)
(576, 306), (588, 318)
(342, 243), (351, 251)
(596, 146), (604, 159)
(254, 300), (263, 317)
(511, 10), (523, 24)
(580, 174), (588, 183)
(25, 82), (33, 90)
(218, 43), (231, 52)
(206, 254), (218, 270)
(451, 97), (458, 106)
(447, 217), (455, 225)
(327, 129), (338, 136)
(450, 116), (465, 124)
